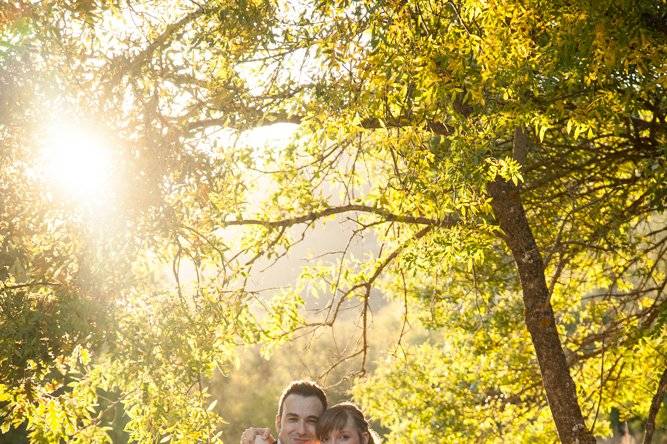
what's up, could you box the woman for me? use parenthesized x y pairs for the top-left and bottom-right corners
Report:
(316, 402), (378, 444)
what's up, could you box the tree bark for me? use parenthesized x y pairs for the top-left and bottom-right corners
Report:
(487, 177), (596, 444)
(642, 367), (667, 444)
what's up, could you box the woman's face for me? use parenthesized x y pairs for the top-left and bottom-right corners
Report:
(320, 418), (369, 444)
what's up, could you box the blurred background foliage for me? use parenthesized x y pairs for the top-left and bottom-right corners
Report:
(1, 0), (667, 443)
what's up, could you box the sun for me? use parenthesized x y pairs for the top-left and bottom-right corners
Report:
(39, 120), (116, 203)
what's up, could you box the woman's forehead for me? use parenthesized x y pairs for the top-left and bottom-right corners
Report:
(333, 417), (357, 432)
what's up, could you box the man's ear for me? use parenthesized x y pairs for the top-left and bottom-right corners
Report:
(275, 414), (281, 434)
(361, 431), (369, 444)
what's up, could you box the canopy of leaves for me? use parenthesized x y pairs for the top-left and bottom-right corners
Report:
(1, 0), (666, 442)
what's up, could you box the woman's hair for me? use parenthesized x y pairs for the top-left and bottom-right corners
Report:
(316, 402), (376, 444)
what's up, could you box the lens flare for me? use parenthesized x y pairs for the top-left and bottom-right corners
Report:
(39, 121), (115, 203)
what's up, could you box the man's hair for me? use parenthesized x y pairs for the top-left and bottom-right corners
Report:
(277, 380), (327, 418)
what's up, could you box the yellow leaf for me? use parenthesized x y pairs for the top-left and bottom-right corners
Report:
(538, 125), (547, 142)
(80, 348), (90, 366)
(207, 399), (218, 411)
(47, 399), (60, 432)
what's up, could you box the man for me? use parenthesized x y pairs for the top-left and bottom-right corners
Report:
(240, 380), (327, 444)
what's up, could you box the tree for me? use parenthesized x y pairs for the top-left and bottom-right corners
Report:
(1, 0), (666, 443)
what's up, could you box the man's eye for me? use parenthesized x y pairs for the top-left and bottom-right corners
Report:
(307, 419), (317, 424)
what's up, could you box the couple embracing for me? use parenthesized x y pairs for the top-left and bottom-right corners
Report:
(240, 380), (378, 444)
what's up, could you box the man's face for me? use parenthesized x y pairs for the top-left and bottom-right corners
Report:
(275, 394), (325, 444)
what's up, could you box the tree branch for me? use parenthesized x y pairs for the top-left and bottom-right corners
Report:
(185, 114), (453, 135)
(108, 8), (206, 85)
(1, 281), (60, 291)
(220, 204), (452, 228)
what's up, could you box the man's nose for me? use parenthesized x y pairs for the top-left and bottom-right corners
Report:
(297, 420), (307, 434)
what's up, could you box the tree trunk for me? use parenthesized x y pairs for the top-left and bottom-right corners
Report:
(487, 178), (596, 444)
(642, 367), (667, 444)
